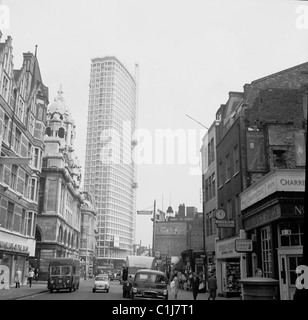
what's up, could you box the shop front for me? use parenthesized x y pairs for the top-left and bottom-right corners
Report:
(241, 170), (305, 300)
(215, 236), (241, 297)
(0, 241), (30, 288)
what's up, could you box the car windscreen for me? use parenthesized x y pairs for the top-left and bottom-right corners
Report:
(135, 273), (167, 284)
(96, 276), (108, 281)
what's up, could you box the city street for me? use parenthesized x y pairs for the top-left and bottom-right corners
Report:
(2, 278), (240, 301)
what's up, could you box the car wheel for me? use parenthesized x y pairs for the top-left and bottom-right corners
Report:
(165, 296), (168, 300)
(107, 289), (109, 293)
(56, 289), (59, 292)
(93, 288), (96, 293)
(50, 289), (53, 293)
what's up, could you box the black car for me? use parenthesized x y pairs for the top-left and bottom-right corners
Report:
(131, 269), (168, 300)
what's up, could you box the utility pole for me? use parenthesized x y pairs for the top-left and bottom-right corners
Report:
(152, 199), (156, 257)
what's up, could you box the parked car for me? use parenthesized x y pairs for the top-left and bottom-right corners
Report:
(93, 274), (110, 293)
(131, 269), (168, 300)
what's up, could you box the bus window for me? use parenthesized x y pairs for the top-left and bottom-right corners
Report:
(50, 266), (61, 275)
(62, 266), (71, 275)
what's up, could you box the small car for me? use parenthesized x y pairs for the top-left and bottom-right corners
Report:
(93, 274), (110, 293)
(131, 269), (168, 300)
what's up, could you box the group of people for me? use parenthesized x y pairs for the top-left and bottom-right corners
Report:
(14, 267), (39, 288)
(169, 270), (218, 300)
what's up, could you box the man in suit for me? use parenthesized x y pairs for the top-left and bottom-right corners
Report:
(208, 272), (218, 300)
(191, 273), (200, 300)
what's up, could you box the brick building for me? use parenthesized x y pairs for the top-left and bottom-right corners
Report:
(213, 62), (307, 299)
(0, 33), (48, 287)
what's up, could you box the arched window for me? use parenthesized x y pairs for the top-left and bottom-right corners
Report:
(58, 127), (65, 138)
(58, 226), (63, 243)
(76, 236), (79, 249)
(45, 127), (52, 136)
(63, 229), (67, 245)
(35, 226), (42, 242)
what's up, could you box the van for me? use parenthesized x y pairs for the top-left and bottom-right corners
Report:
(131, 269), (168, 300)
(122, 255), (156, 298)
(48, 258), (80, 293)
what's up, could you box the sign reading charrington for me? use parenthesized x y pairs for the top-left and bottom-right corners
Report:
(240, 170), (305, 210)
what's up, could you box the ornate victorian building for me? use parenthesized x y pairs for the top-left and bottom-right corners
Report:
(36, 86), (82, 280)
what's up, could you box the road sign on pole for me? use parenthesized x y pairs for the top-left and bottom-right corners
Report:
(137, 211), (153, 215)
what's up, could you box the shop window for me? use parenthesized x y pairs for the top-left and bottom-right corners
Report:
(261, 226), (272, 278)
(224, 262), (241, 293)
(280, 222), (303, 247)
(289, 256), (304, 285)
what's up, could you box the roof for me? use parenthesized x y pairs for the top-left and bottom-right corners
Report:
(135, 269), (165, 275)
(251, 61), (308, 85)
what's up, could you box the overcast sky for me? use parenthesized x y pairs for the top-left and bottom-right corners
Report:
(2, 0), (307, 247)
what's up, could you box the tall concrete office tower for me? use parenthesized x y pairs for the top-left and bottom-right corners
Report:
(83, 57), (138, 269)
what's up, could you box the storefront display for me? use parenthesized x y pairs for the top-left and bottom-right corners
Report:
(224, 262), (241, 293)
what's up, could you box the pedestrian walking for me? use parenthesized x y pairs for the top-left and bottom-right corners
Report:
(34, 268), (39, 282)
(208, 272), (217, 300)
(171, 272), (180, 300)
(191, 273), (200, 300)
(15, 268), (22, 288)
(28, 268), (34, 287)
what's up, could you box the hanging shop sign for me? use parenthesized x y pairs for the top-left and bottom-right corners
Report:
(235, 239), (253, 252)
(215, 219), (235, 228)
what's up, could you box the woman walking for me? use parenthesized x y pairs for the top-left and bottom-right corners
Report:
(171, 272), (180, 300)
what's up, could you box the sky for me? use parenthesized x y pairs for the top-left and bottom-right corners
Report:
(1, 0), (308, 247)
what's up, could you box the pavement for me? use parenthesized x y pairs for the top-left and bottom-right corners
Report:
(0, 279), (241, 300)
(0, 280), (49, 300)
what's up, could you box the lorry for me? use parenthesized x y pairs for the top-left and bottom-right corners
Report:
(122, 255), (156, 298)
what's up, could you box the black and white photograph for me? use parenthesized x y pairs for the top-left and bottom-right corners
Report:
(0, 0), (307, 312)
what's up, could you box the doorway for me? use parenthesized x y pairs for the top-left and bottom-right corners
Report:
(278, 248), (303, 300)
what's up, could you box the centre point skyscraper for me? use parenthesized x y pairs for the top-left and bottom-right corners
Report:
(83, 57), (138, 268)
